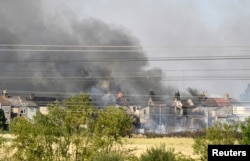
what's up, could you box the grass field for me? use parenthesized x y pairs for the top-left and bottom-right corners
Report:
(125, 137), (198, 158)
(1, 134), (198, 159)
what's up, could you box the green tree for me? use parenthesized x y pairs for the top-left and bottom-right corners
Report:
(0, 109), (6, 130)
(240, 117), (250, 144)
(93, 107), (135, 153)
(193, 122), (239, 161)
(9, 117), (38, 160)
(62, 94), (95, 160)
(9, 94), (137, 161)
(9, 94), (95, 161)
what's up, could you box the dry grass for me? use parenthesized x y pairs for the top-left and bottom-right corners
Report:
(124, 137), (198, 158)
(1, 134), (199, 159)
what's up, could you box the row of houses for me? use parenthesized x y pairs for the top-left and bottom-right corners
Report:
(0, 90), (57, 123)
(2, 88), (250, 134)
(124, 91), (250, 133)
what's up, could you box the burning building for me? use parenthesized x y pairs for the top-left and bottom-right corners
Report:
(130, 90), (244, 134)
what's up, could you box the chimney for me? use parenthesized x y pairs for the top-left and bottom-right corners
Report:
(148, 91), (155, 106)
(116, 91), (124, 105)
(187, 98), (194, 106)
(2, 90), (8, 98)
(149, 91), (156, 100)
(174, 90), (180, 100)
(224, 93), (229, 100)
(29, 93), (35, 100)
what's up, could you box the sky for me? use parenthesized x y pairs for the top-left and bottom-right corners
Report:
(43, 0), (250, 99)
(1, 0), (250, 100)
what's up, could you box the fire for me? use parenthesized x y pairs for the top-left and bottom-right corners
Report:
(117, 91), (123, 98)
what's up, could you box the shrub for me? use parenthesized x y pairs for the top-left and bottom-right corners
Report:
(240, 117), (250, 144)
(175, 152), (195, 161)
(91, 151), (126, 161)
(139, 144), (176, 161)
(193, 122), (239, 161)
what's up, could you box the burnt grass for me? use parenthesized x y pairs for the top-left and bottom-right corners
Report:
(139, 131), (243, 139)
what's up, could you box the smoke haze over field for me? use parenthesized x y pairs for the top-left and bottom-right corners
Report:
(0, 0), (175, 105)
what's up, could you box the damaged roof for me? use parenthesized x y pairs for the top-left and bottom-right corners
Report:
(203, 98), (229, 107)
(0, 96), (11, 106)
(8, 96), (37, 107)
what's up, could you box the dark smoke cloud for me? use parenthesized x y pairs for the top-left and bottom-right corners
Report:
(0, 0), (175, 105)
(187, 88), (200, 97)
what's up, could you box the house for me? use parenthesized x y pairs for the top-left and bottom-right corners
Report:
(7, 92), (58, 120)
(26, 93), (58, 115)
(202, 93), (240, 108)
(0, 91), (11, 123)
(138, 105), (170, 133)
(147, 91), (163, 107)
(197, 93), (242, 126)
(8, 96), (26, 118)
(21, 97), (39, 121)
(169, 92), (241, 130)
(8, 96), (38, 121)
(233, 106), (250, 121)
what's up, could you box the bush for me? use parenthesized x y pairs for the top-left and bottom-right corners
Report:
(193, 122), (240, 161)
(91, 151), (126, 161)
(175, 152), (196, 161)
(139, 144), (195, 161)
(139, 144), (176, 161)
(240, 117), (250, 144)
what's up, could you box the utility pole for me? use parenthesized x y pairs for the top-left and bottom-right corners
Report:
(159, 104), (162, 134)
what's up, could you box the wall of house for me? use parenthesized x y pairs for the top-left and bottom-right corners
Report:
(39, 106), (48, 115)
(233, 106), (250, 121)
(139, 106), (150, 123)
(27, 107), (38, 120)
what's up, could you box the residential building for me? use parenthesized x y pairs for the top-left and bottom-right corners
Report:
(0, 94), (11, 123)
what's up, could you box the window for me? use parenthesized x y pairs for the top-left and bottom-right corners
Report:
(20, 108), (26, 114)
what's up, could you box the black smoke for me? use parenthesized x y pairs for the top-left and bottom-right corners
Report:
(0, 0), (175, 105)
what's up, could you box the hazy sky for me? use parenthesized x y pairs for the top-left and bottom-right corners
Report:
(42, 0), (250, 99)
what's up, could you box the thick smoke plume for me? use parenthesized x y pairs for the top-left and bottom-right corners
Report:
(0, 1), (174, 105)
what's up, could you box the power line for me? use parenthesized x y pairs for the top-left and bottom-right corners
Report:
(1, 43), (250, 48)
(1, 75), (250, 80)
(1, 48), (250, 53)
(0, 49), (144, 53)
(0, 44), (142, 48)
(0, 89), (205, 98)
(1, 68), (250, 73)
(0, 55), (250, 62)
